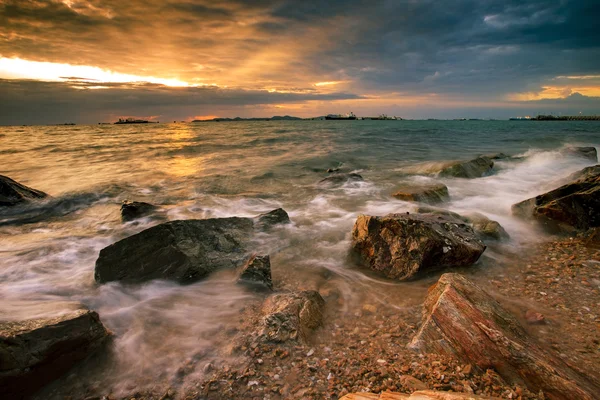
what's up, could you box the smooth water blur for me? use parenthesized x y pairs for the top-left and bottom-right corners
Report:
(0, 120), (599, 395)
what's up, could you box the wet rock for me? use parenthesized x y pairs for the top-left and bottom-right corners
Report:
(256, 208), (290, 228)
(95, 217), (255, 284)
(483, 152), (511, 160)
(257, 291), (325, 343)
(237, 254), (273, 290)
(438, 157), (494, 179)
(409, 273), (600, 399)
(560, 146), (598, 162)
(120, 200), (158, 221)
(0, 304), (110, 399)
(352, 213), (485, 281)
(318, 173), (364, 186)
(464, 213), (510, 241)
(327, 167), (341, 173)
(0, 175), (48, 207)
(392, 183), (449, 204)
(341, 390), (502, 399)
(512, 165), (600, 232)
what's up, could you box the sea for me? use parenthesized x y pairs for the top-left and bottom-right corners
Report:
(0, 120), (599, 395)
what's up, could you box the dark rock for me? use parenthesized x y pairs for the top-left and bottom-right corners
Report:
(483, 152), (511, 160)
(237, 254), (273, 290)
(409, 273), (600, 400)
(95, 217), (255, 284)
(0, 304), (110, 399)
(0, 175), (48, 207)
(120, 200), (158, 221)
(318, 173), (364, 186)
(326, 168), (341, 173)
(257, 208), (290, 228)
(392, 183), (449, 204)
(351, 213), (485, 281)
(512, 165), (600, 232)
(257, 291), (325, 343)
(438, 157), (494, 178)
(560, 146), (598, 162)
(416, 207), (509, 241)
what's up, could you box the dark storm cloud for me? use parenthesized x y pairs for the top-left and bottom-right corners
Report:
(0, 79), (364, 125)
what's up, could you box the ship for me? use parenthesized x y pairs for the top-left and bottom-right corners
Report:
(367, 114), (397, 120)
(114, 118), (150, 124)
(325, 112), (357, 120)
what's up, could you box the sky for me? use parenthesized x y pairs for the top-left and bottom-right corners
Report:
(0, 0), (599, 124)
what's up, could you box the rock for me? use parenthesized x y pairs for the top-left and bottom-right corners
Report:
(0, 304), (110, 399)
(257, 291), (325, 343)
(512, 165), (600, 232)
(237, 254), (273, 290)
(0, 175), (48, 207)
(464, 213), (510, 241)
(392, 183), (449, 204)
(524, 309), (546, 325)
(256, 208), (290, 228)
(327, 167), (341, 173)
(400, 375), (429, 391)
(351, 213), (485, 281)
(438, 157), (494, 178)
(318, 173), (364, 186)
(120, 200), (158, 221)
(341, 390), (502, 399)
(95, 217), (255, 284)
(560, 146), (598, 162)
(409, 273), (600, 399)
(483, 152), (511, 160)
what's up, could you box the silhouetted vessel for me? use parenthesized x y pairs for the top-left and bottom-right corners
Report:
(115, 118), (150, 124)
(325, 112), (357, 120)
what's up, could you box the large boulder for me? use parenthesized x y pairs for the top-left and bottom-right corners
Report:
(237, 254), (273, 290)
(0, 304), (110, 399)
(0, 175), (48, 207)
(257, 291), (325, 343)
(351, 213), (485, 281)
(95, 217), (255, 284)
(409, 273), (600, 400)
(438, 157), (494, 179)
(392, 183), (449, 204)
(341, 390), (501, 399)
(120, 200), (158, 221)
(512, 165), (600, 232)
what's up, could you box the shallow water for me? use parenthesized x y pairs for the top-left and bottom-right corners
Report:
(1, 120), (599, 395)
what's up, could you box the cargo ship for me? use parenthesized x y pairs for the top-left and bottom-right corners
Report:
(325, 112), (357, 120)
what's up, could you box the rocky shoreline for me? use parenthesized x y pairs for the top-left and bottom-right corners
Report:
(1, 149), (599, 399)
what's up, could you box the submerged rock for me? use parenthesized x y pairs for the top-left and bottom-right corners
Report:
(560, 146), (598, 162)
(237, 254), (273, 290)
(0, 175), (48, 207)
(257, 291), (325, 343)
(512, 165), (600, 232)
(319, 173), (364, 186)
(120, 200), (159, 221)
(409, 273), (600, 399)
(392, 183), (449, 204)
(0, 304), (110, 399)
(95, 217), (255, 284)
(256, 208), (290, 228)
(438, 157), (494, 178)
(351, 213), (485, 281)
(341, 390), (502, 399)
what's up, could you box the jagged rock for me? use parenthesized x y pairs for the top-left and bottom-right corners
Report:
(408, 273), (600, 400)
(560, 146), (598, 162)
(351, 213), (485, 281)
(0, 175), (48, 207)
(341, 390), (502, 399)
(237, 254), (273, 290)
(120, 200), (158, 221)
(438, 157), (494, 178)
(0, 304), (110, 399)
(416, 207), (509, 241)
(257, 291), (325, 343)
(512, 165), (600, 232)
(392, 183), (449, 204)
(319, 173), (364, 186)
(257, 208), (290, 228)
(95, 217), (255, 284)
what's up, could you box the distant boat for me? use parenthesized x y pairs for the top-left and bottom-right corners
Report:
(325, 112), (357, 120)
(367, 114), (397, 120)
(114, 118), (150, 124)
(509, 116), (532, 121)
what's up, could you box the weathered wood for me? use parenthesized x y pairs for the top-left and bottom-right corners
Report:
(409, 273), (600, 400)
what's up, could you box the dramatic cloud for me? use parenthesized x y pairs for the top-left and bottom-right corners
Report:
(0, 0), (599, 123)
